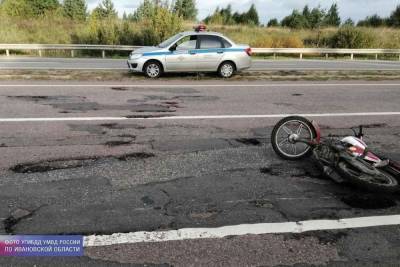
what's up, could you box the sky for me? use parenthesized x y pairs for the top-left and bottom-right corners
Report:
(86, 0), (399, 24)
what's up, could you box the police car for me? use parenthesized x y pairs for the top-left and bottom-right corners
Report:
(127, 25), (252, 78)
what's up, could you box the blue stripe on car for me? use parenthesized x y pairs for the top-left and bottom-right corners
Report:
(143, 48), (245, 57)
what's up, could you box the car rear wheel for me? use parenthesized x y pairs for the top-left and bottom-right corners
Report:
(218, 61), (235, 78)
(144, 61), (163, 78)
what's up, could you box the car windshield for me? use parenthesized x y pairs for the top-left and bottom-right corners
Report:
(158, 33), (183, 48)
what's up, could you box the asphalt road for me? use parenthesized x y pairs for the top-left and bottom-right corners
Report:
(1, 57), (400, 71)
(0, 80), (399, 266)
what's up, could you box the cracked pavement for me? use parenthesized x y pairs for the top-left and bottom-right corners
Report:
(0, 80), (399, 266)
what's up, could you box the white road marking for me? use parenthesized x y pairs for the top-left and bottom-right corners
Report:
(0, 117), (128, 122)
(84, 214), (400, 247)
(252, 59), (400, 65)
(0, 67), (127, 70)
(0, 112), (399, 122)
(0, 83), (400, 88)
(1, 67), (400, 71)
(250, 68), (400, 71)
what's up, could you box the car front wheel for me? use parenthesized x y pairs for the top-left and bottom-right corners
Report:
(218, 61), (235, 78)
(144, 61), (163, 78)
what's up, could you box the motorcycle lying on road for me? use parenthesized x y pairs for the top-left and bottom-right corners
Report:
(271, 116), (400, 192)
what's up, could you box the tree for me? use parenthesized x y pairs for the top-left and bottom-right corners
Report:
(357, 14), (385, 27)
(281, 10), (309, 29)
(0, 0), (60, 17)
(302, 5), (311, 22)
(132, 0), (156, 21)
(329, 26), (375, 48)
(388, 5), (400, 27)
(323, 3), (341, 27)
(63, 0), (87, 21)
(31, 0), (60, 16)
(343, 18), (354, 26)
(122, 11), (128, 20)
(245, 4), (259, 25)
(204, 4), (259, 25)
(204, 5), (235, 25)
(309, 7), (325, 28)
(173, 0), (197, 21)
(267, 18), (279, 27)
(92, 0), (117, 19)
(0, 0), (33, 17)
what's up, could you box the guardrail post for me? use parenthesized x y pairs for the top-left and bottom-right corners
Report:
(273, 53), (276, 60)
(71, 50), (75, 58)
(325, 54), (328, 59)
(6, 49), (10, 57)
(350, 53), (354, 60)
(38, 50), (42, 57)
(102, 50), (106, 58)
(375, 54), (378, 60)
(299, 53), (303, 59)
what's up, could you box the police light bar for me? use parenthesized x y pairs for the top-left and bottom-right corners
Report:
(194, 24), (207, 32)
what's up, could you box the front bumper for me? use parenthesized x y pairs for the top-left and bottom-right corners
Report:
(127, 58), (146, 72)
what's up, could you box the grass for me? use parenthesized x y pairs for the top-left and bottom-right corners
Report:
(1, 14), (400, 48)
(207, 25), (400, 49)
(1, 69), (400, 82)
(1, 15), (400, 61)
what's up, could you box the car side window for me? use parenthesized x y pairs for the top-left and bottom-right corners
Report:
(222, 38), (232, 48)
(175, 35), (197, 51)
(200, 36), (224, 49)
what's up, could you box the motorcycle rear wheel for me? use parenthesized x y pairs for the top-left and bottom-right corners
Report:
(337, 161), (399, 192)
(271, 116), (316, 160)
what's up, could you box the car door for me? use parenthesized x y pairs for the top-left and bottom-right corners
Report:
(165, 35), (198, 72)
(197, 35), (226, 71)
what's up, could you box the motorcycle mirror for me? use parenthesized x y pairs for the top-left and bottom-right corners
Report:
(350, 126), (364, 138)
(358, 125), (364, 138)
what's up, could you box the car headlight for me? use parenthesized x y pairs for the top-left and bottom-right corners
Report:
(130, 53), (142, 60)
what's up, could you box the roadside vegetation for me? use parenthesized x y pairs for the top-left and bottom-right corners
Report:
(0, 0), (400, 49)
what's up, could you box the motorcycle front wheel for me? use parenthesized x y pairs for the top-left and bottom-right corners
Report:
(271, 116), (316, 160)
(337, 161), (399, 193)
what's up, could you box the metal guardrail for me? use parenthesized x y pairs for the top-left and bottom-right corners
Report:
(252, 48), (400, 60)
(1, 44), (400, 60)
(0, 44), (141, 58)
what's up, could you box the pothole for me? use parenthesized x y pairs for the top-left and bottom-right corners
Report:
(141, 196), (155, 206)
(235, 138), (262, 146)
(274, 102), (294, 107)
(362, 123), (388, 128)
(162, 101), (182, 108)
(289, 231), (348, 245)
(130, 104), (175, 113)
(3, 206), (44, 234)
(126, 114), (174, 119)
(3, 216), (19, 234)
(104, 140), (134, 147)
(111, 87), (129, 91)
(341, 195), (396, 209)
(10, 153), (155, 173)
(249, 199), (274, 208)
(260, 167), (282, 176)
(190, 211), (218, 219)
(116, 152), (155, 161)
(11, 158), (97, 173)
(8, 95), (86, 103)
(173, 95), (219, 102)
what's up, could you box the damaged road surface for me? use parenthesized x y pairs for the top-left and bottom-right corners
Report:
(0, 81), (400, 266)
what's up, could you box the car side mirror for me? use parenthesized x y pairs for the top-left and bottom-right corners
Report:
(169, 45), (177, 52)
